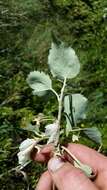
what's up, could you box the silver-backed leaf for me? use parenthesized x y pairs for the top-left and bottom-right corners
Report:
(72, 94), (88, 124)
(45, 122), (59, 144)
(64, 94), (88, 135)
(64, 95), (72, 136)
(48, 42), (80, 79)
(17, 138), (37, 168)
(83, 127), (102, 144)
(27, 71), (52, 96)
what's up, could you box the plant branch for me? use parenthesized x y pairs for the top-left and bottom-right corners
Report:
(57, 77), (67, 126)
(55, 78), (67, 145)
(51, 88), (59, 101)
(70, 128), (87, 132)
(0, 166), (20, 179)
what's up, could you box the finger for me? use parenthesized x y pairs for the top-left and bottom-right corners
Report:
(36, 171), (52, 190)
(48, 157), (98, 190)
(67, 143), (107, 172)
(31, 144), (54, 163)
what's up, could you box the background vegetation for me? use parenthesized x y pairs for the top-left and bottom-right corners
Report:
(0, 0), (107, 189)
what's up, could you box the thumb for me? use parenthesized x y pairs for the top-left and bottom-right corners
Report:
(48, 157), (98, 190)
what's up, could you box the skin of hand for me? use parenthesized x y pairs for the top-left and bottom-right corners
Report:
(31, 144), (107, 190)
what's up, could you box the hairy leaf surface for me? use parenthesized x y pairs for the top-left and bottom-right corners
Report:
(72, 94), (88, 124)
(45, 122), (59, 144)
(48, 42), (80, 79)
(27, 71), (52, 96)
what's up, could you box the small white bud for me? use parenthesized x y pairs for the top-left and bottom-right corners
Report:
(72, 134), (79, 142)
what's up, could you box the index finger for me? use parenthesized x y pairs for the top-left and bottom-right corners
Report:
(67, 143), (107, 172)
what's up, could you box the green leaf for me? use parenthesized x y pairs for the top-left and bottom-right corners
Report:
(23, 123), (39, 134)
(72, 94), (88, 124)
(48, 42), (80, 79)
(64, 94), (88, 135)
(83, 127), (102, 144)
(64, 95), (73, 136)
(27, 71), (52, 96)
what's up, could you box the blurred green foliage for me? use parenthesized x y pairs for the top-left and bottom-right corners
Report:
(0, 0), (107, 189)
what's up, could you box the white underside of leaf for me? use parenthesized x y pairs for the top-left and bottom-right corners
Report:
(45, 122), (58, 144)
(18, 138), (37, 167)
(72, 93), (88, 123)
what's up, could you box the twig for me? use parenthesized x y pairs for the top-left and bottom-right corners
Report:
(0, 166), (20, 179)
(57, 78), (67, 127)
(98, 144), (102, 153)
(51, 88), (59, 102)
(55, 78), (67, 145)
(61, 146), (81, 166)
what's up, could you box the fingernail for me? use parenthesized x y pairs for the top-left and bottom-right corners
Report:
(48, 157), (65, 172)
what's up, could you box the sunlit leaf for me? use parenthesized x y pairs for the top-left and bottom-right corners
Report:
(83, 127), (102, 144)
(27, 71), (52, 96)
(48, 42), (80, 79)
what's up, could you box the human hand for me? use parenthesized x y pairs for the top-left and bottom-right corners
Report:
(32, 144), (107, 190)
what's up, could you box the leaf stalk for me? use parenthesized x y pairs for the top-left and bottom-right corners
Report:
(51, 88), (59, 101)
(55, 78), (67, 145)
